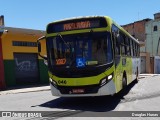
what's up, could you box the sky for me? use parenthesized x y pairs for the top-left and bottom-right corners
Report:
(0, 0), (159, 30)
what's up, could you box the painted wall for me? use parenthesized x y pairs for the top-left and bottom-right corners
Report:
(1, 27), (49, 87)
(122, 19), (151, 42)
(0, 33), (5, 89)
(146, 20), (160, 57)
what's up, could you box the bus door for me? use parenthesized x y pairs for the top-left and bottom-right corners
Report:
(114, 36), (123, 92)
(120, 34), (129, 88)
(112, 25), (123, 92)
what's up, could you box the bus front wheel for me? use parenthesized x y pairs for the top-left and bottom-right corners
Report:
(115, 75), (127, 98)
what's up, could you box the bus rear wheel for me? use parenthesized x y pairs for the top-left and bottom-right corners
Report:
(122, 76), (127, 89)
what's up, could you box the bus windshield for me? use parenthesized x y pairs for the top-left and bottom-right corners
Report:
(47, 32), (113, 68)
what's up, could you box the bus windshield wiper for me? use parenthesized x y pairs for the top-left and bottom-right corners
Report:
(57, 33), (73, 56)
(57, 33), (70, 49)
(57, 33), (74, 67)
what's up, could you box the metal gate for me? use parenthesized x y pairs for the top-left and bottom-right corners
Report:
(154, 56), (160, 74)
(14, 53), (39, 84)
(140, 56), (146, 73)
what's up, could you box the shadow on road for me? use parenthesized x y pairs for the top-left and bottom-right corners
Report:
(36, 80), (137, 112)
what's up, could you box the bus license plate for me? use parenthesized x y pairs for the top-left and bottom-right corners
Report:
(72, 89), (85, 94)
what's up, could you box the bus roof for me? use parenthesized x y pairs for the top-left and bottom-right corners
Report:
(47, 16), (139, 44)
(48, 16), (108, 24)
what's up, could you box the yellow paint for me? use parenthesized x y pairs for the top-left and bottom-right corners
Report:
(46, 28), (110, 37)
(1, 27), (46, 60)
(49, 65), (114, 86)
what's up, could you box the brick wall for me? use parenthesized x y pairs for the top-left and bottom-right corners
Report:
(122, 19), (151, 42)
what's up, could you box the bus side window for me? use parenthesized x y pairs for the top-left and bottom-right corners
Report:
(134, 42), (136, 57)
(121, 45), (125, 55)
(130, 38), (133, 56)
(111, 24), (120, 56)
(127, 38), (131, 56)
(114, 32), (121, 67)
(132, 41), (135, 57)
(120, 33), (126, 56)
(135, 43), (137, 56)
(135, 43), (138, 57)
(124, 35), (128, 56)
(138, 45), (140, 57)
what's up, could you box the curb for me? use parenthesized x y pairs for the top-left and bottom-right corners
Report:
(0, 86), (50, 95)
(139, 74), (160, 79)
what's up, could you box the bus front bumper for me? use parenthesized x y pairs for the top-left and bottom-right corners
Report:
(50, 80), (116, 97)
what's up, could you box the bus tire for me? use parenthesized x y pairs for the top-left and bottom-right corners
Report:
(115, 75), (127, 98)
(122, 75), (127, 89)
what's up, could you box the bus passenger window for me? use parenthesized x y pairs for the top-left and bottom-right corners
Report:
(130, 39), (133, 56)
(127, 38), (131, 56)
(93, 39), (107, 64)
(115, 36), (120, 56)
(121, 45), (125, 55)
(132, 41), (135, 56)
(120, 33), (127, 56)
(127, 46), (130, 56)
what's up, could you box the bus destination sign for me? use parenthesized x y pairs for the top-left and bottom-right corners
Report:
(63, 21), (91, 31)
(47, 17), (107, 33)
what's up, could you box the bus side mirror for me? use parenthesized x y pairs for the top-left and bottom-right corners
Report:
(37, 36), (47, 60)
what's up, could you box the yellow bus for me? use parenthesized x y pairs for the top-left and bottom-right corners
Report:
(38, 16), (140, 97)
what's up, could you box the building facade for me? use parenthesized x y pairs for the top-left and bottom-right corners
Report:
(122, 18), (151, 42)
(0, 27), (48, 88)
(145, 13), (160, 56)
(122, 12), (160, 73)
(145, 13), (160, 73)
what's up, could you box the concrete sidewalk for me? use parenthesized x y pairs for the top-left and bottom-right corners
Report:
(139, 74), (160, 79)
(0, 85), (50, 95)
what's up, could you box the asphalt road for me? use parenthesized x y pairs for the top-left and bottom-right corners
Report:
(1, 75), (160, 120)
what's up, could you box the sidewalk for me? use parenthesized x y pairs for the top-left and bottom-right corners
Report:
(0, 85), (50, 95)
(139, 74), (160, 79)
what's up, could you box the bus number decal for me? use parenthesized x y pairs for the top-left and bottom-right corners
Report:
(56, 58), (66, 65)
(58, 80), (67, 84)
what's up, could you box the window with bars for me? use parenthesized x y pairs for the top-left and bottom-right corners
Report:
(153, 25), (158, 31)
(12, 41), (37, 47)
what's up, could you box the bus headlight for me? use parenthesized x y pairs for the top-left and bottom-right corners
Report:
(49, 78), (57, 87)
(101, 79), (107, 86)
(100, 73), (113, 87)
(108, 74), (113, 80)
(49, 78), (52, 82)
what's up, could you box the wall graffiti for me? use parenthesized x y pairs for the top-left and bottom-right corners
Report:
(15, 58), (37, 72)
(14, 53), (39, 83)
